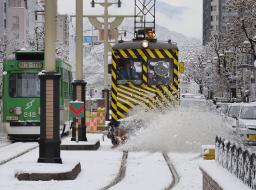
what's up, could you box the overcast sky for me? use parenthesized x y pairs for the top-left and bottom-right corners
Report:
(58, 0), (202, 40)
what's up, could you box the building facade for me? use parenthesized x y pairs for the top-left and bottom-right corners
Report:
(203, 0), (230, 45)
(202, 0), (212, 45)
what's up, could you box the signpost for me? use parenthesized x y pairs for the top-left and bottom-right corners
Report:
(83, 36), (98, 44)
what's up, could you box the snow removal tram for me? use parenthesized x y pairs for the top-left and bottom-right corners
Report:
(108, 0), (182, 145)
(2, 51), (72, 141)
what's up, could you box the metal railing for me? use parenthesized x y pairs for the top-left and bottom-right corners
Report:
(215, 136), (256, 189)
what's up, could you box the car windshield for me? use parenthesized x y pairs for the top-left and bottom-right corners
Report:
(228, 106), (241, 117)
(240, 106), (256, 119)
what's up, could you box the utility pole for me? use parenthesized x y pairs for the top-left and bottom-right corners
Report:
(90, 0), (124, 121)
(38, 0), (62, 164)
(71, 0), (87, 141)
(91, 0), (121, 88)
(103, 0), (109, 88)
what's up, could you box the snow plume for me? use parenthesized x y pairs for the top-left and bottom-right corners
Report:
(120, 105), (229, 153)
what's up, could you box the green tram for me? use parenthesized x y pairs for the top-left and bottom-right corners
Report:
(110, 39), (180, 122)
(2, 51), (72, 140)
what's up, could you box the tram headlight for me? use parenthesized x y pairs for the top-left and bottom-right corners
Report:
(142, 40), (149, 48)
(14, 107), (22, 115)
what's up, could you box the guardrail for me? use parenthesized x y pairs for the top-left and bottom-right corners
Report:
(215, 136), (256, 189)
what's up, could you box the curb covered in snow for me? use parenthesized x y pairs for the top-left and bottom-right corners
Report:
(15, 162), (81, 181)
(199, 161), (249, 190)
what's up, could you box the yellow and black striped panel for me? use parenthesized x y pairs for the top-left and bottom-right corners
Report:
(111, 47), (179, 122)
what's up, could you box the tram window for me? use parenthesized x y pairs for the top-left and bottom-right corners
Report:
(9, 73), (40, 97)
(148, 61), (173, 85)
(117, 61), (142, 84)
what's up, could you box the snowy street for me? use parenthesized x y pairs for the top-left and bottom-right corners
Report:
(2, 0), (256, 189)
(0, 134), (204, 190)
(0, 98), (253, 189)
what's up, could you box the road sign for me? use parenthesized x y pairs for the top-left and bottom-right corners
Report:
(83, 36), (98, 43)
(179, 62), (185, 74)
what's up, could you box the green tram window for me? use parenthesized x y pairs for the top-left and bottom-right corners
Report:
(9, 73), (40, 97)
(117, 60), (142, 84)
(148, 61), (173, 85)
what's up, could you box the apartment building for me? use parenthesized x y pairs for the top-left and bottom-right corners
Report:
(203, 0), (230, 45)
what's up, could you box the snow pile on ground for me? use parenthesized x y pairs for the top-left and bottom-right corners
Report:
(120, 104), (229, 153)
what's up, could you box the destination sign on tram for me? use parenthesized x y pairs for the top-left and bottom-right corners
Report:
(18, 62), (43, 69)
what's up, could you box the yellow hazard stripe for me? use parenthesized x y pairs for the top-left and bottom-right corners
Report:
(111, 102), (117, 111)
(129, 82), (154, 95)
(112, 59), (117, 69)
(174, 78), (179, 86)
(119, 49), (128, 58)
(137, 49), (147, 62)
(155, 49), (165, 58)
(141, 84), (156, 93)
(120, 84), (161, 107)
(112, 70), (117, 80)
(117, 111), (126, 119)
(146, 49), (156, 58)
(118, 88), (157, 111)
(174, 69), (178, 76)
(118, 97), (136, 108)
(118, 92), (151, 111)
(143, 65), (148, 72)
(117, 102), (130, 113)
(162, 86), (178, 104)
(127, 83), (167, 109)
(154, 87), (172, 106)
(164, 49), (178, 67)
(143, 75), (148, 82)
(111, 112), (118, 121)
(128, 49), (137, 59)
(112, 92), (117, 102)
(120, 85), (149, 97)
(112, 82), (118, 93)
(170, 85), (178, 92)
(112, 50), (119, 59)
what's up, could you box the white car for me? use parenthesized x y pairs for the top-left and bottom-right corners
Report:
(235, 104), (256, 144)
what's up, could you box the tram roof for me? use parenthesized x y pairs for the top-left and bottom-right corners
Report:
(112, 40), (178, 50)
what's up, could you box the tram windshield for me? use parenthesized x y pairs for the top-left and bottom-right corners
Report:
(117, 61), (142, 84)
(9, 73), (40, 97)
(148, 61), (173, 85)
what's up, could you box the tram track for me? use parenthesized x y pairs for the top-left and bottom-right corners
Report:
(0, 142), (38, 166)
(101, 151), (179, 190)
(163, 153), (180, 190)
(100, 151), (129, 190)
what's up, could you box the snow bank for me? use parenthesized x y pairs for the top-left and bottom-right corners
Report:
(200, 161), (249, 190)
